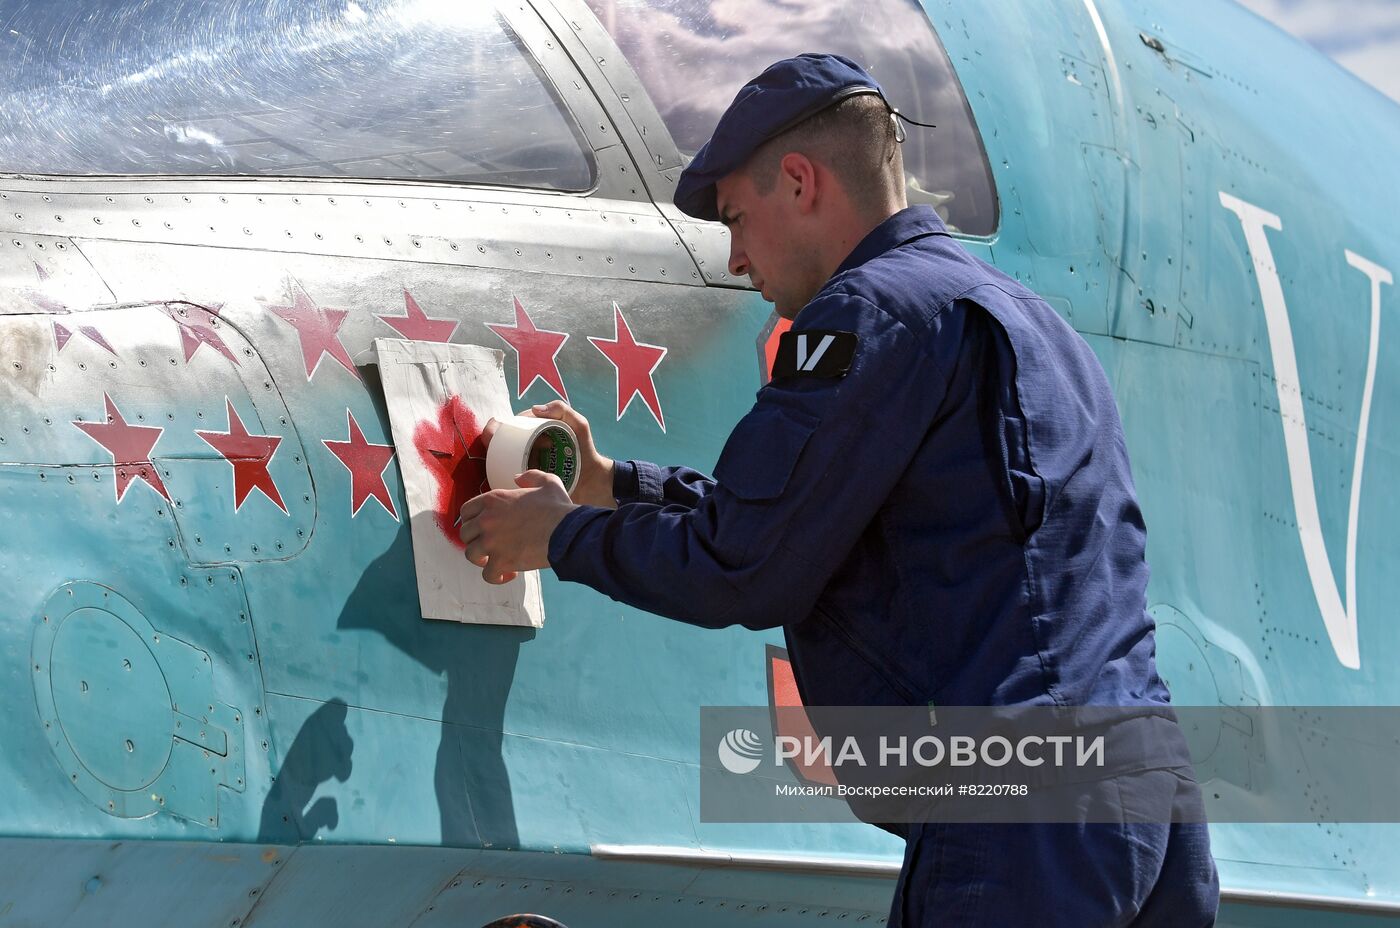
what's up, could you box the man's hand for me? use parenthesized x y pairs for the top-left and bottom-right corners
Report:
(458, 470), (577, 585)
(486, 401), (617, 510)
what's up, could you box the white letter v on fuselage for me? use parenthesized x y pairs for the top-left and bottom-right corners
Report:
(1220, 192), (1393, 670)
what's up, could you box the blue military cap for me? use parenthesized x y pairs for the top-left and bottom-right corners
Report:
(673, 53), (889, 221)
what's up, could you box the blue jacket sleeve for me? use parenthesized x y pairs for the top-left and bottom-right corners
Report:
(613, 459), (716, 509)
(549, 291), (949, 630)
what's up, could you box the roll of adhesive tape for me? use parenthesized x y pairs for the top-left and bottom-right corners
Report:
(486, 416), (580, 493)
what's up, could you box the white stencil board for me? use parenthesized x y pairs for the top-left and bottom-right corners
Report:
(375, 338), (544, 628)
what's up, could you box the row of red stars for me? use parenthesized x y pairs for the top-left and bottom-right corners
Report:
(33, 278), (672, 522)
(73, 395), (398, 519)
(35, 273), (670, 432)
(269, 283), (670, 431)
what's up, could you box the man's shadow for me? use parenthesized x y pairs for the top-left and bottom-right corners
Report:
(256, 516), (529, 850)
(257, 698), (354, 840)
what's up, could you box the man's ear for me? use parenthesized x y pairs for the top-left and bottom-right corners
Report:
(779, 152), (818, 214)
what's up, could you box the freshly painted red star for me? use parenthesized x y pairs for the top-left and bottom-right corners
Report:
(196, 399), (288, 513)
(487, 296), (570, 401)
(375, 288), (458, 343)
(73, 394), (170, 503)
(323, 409), (398, 520)
(412, 395), (488, 549)
(588, 303), (668, 430)
(30, 264), (117, 355)
(164, 302), (239, 366)
(264, 280), (360, 381)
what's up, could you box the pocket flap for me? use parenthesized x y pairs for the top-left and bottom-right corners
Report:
(714, 403), (820, 501)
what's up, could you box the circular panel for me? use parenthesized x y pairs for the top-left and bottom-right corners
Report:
(50, 607), (173, 791)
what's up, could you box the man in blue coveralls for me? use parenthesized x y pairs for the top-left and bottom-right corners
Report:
(458, 53), (1220, 926)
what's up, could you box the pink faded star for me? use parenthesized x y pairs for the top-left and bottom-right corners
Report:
(375, 288), (458, 343)
(264, 279), (360, 381)
(164, 302), (239, 366)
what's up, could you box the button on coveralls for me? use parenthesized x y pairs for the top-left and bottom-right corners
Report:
(549, 205), (1220, 926)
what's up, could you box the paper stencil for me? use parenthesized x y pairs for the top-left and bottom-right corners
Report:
(375, 338), (544, 628)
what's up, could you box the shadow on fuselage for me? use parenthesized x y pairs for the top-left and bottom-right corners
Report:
(258, 511), (529, 849)
(257, 697), (354, 840)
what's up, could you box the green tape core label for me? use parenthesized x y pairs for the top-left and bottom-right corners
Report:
(530, 426), (578, 490)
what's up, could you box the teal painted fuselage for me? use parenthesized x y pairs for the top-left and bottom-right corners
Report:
(1, 0), (1397, 924)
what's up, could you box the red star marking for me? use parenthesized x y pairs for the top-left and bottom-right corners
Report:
(55, 323), (116, 355)
(264, 280), (360, 381)
(412, 395), (488, 549)
(28, 263), (117, 355)
(73, 394), (170, 503)
(487, 296), (570, 401)
(165, 302), (239, 366)
(196, 399), (288, 513)
(375, 288), (458, 343)
(588, 303), (668, 430)
(323, 409), (398, 520)
(27, 262), (66, 313)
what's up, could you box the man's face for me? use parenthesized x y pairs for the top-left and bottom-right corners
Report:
(715, 168), (811, 319)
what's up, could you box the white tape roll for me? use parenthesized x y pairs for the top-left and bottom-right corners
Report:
(486, 416), (580, 493)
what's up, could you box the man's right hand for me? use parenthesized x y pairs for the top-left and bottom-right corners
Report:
(484, 400), (617, 510)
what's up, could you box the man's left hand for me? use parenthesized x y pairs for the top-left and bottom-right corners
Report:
(458, 470), (577, 584)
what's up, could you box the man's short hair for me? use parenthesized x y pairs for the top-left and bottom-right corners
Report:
(743, 93), (904, 212)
